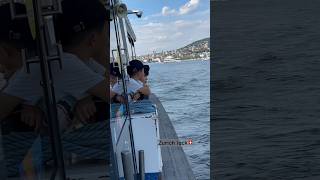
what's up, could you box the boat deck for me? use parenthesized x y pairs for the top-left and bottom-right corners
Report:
(149, 94), (196, 180)
(6, 94), (195, 180)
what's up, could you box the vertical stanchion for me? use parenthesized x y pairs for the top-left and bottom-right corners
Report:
(111, 0), (138, 177)
(139, 150), (145, 180)
(121, 151), (134, 180)
(32, 0), (66, 179)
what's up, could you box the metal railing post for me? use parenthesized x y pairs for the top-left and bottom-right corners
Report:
(139, 150), (145, 180)
(32, 0), (66, 179)
(121, 151), (134, 180)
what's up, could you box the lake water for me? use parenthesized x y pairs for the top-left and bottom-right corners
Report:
(213, 0), (320, 179)
(148, 60), (210, 180)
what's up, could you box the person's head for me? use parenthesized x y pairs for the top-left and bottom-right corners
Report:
(0, 3), (34, 70)
(57, 0), (109, 61)
(110, 62), (121, 86)
(127, 60), (145, 82)
(143, 65), (150, 83)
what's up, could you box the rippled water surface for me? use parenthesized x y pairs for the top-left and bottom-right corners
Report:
(213, 0), (320, 179)
(148, 60), (210, 180)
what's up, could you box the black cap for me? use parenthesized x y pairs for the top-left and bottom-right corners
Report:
(57, 0), (108, 45)
(129, 60), (144, 70)
(110, 62), (121, 78)
(0, 3), (34, 48)
(127, 60), (144, 76)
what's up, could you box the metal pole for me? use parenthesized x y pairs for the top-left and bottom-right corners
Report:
(121, 151), (134, 180)
(133, 45), (137, 59)
(111, 0), (138, 176)
(139, 150), (145, 180)
(119, 17), (130, 65)
(33, 0), (66, 179)
(117, 17), (138, 177)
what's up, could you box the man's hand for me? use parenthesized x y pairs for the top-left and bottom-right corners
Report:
(132, 92), (141, 101)
(116, 94), (127, 104)
(74, 96), (97, 123)
(21, 105), (43, 131)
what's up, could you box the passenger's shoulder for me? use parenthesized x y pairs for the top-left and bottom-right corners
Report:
(60, 53), (94, 72)
(130, 78), (143, 87)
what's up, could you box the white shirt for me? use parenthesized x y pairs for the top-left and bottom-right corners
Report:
(76, 58), (106, 100)
(85, 58), (105, 76)
(3, 52), (104, 104)
(3, 65), (43, 105)
(112, 77), (143, 101)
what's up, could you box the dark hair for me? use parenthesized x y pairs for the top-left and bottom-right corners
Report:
(0, 3), (34, 49)
(144, 65), (150, 76)
(127, 60), (144, 77)
(110, 62), (121, 78)
(56, 0), (108, 47)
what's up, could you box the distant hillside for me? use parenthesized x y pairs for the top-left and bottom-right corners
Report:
(138, 37), (210, 60)
(179, 37), (210, 51)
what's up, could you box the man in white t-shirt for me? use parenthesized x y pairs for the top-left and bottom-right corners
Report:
(112, 60), (151, 102)
(0, 3), (44, 125)
(0, 0), (109, 125)
(110, 62), (121, 88)
(112, 77), (143, 95)
(0, 2), (109, 175)
(109, 63), (126, 103)
(55, 0), (110, 126)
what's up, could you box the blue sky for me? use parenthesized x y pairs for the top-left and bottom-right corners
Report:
(114, 0), (210, 55)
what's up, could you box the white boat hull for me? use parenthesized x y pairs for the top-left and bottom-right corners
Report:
(110, 103), (162, 179)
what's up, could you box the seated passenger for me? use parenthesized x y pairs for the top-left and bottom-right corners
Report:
(110, 62), (126, 103)
(143, 64), (150, 84)
(55, 0), (110, 127)
(139, 64), (150, 100)
(55, 0), (109, 101)
(0, 3), (45, 131)
(0, 0), (109, 129)
(0, 2), (110, 177)
(110, 62), (121, 88)
(112, 60), (151, 102)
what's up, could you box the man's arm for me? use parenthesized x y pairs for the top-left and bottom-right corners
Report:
(88, 80), (109, 102)
(74, 95), (97, 123)
(138, 85), (151, 96)
(0, 93), (22, 121)
(110, 89), (117, 99)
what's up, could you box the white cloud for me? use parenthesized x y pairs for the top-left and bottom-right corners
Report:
(146, 0), (204, 20)
(173, 32), (184, 38)
(161, 0), (201, 17)
(143, 22), (164, 28)
(174, 20), (196, 28)
(110, 1), (209, 55)
(161, 6), (178, 16)
(131, 18), (209, 55)
(156, 35), (168, 41)
(179, 0), (200, 15)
